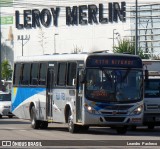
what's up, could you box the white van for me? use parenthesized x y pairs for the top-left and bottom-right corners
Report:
(0, 91), (14, 118)
(144, 76), (160, 129)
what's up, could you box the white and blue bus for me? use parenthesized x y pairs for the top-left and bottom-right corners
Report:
(11, 52), (144, 134)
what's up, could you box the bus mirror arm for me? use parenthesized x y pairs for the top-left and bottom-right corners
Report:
(145, 69), (148, 80)
(79, 69), (86, 83)
(72, 79), (76, 86)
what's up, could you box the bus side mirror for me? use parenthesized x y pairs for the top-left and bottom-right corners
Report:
(145, 70), (148, 80)
(72, 78), (76, 86)
(79, 69), (86, 83)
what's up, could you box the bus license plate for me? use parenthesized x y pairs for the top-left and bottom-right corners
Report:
(155, 117), (160, 121)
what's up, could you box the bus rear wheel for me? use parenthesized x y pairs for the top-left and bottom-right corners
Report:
(68, 110), (79, 133)
(8, 115), (13, 118)
(30, 106), (40, 129)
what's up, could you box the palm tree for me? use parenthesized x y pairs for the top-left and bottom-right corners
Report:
(113, 38), (150, 59)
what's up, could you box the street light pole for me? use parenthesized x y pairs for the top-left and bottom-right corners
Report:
(0, 6), (2, 83)
(113, 29), (116, 49)
(113, 29), (120, 50)
(54, 33), (58, 54)
(135, 0), (138, 55)
(17, 35), (30, 56)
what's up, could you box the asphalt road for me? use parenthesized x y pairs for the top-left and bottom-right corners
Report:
(0, 117), (160, 148)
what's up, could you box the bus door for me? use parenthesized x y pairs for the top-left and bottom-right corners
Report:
(46, 66), (55, 121)
(76, 69), (83, 123)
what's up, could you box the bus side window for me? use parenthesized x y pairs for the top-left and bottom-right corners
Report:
(39, 63), (47, 86)
(57, 62), (67, 86)
(13, 63), (22, 86)
(21, 63), (31, 85)
(30, 63), (39, 85)
(67, 62), (77, 86)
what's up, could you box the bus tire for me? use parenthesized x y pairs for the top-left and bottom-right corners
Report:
(40, 121), (48, 129)
(68, 110), (79, 133)
(80, 125), (89, 131)
(110, 126), (116, 129)
(130, 125), (137, 130)
(116, 126), (127, 134)
(148, 124), (155, 129)
(0, 115), (2, 118)
(30, 106), (40, 129)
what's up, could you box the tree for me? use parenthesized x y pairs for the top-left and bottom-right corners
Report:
(38, 28), (47, 54)
(113, 38), (150, 59)
(1, 60), (12, 81)
(72, 45), (82, 53)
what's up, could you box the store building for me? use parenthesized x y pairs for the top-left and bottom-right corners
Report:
(1, 0), (160, 66)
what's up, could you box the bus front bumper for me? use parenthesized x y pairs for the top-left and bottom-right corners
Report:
(83, 112), (143, 126)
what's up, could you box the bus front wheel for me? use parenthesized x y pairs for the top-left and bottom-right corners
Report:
(68, 110), (79, 133)
(30, 106), (40, 129)
(40, 121), (48, 129)
(148, 124), (155, 129)
(116, 126), (127, 134)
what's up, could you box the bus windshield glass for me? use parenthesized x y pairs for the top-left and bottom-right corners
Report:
(145, 79), (160, 98)
(85, 68), (143, 103)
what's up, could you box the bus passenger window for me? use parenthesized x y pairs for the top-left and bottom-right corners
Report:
(13, 63), (22, 86)
(39, 63), (47, 85)
(57, 63), (67, 86)
(30, 63), (39, 85)
(21, 63), (31, 85)
(67, 63), (77, 86)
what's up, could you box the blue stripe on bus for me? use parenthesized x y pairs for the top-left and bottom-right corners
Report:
(94, 103), (114, 111)
(11, 87), (46, 112)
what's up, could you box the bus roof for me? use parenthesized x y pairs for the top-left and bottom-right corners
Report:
(14, 53), (141, 63)
(15, 53), (88, 62)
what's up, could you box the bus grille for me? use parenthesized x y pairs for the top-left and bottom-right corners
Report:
(104, 117), (125, 122)
(101, 111), (127, 115)
(147, 104), (160, 110)
(102, 105), (133, 110)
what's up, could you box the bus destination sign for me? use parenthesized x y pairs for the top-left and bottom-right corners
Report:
(86, 55), (142, 68)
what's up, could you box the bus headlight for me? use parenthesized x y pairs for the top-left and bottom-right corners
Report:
(130, 105), (143, 115)
(84, 103), (99, 114)
(87, 106), (92, 111)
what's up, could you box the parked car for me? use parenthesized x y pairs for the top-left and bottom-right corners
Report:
(0, 91), (14, 118)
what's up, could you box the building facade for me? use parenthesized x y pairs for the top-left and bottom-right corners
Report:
(1, 0), (160, 66)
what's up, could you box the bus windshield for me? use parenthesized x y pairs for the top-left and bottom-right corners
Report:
(85, 68), (143, 103)
(145, 79), (160, 98)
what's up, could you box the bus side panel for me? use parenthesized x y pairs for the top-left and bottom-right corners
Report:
(11, 87), (46, 120)
(52, 88), (76, 123)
